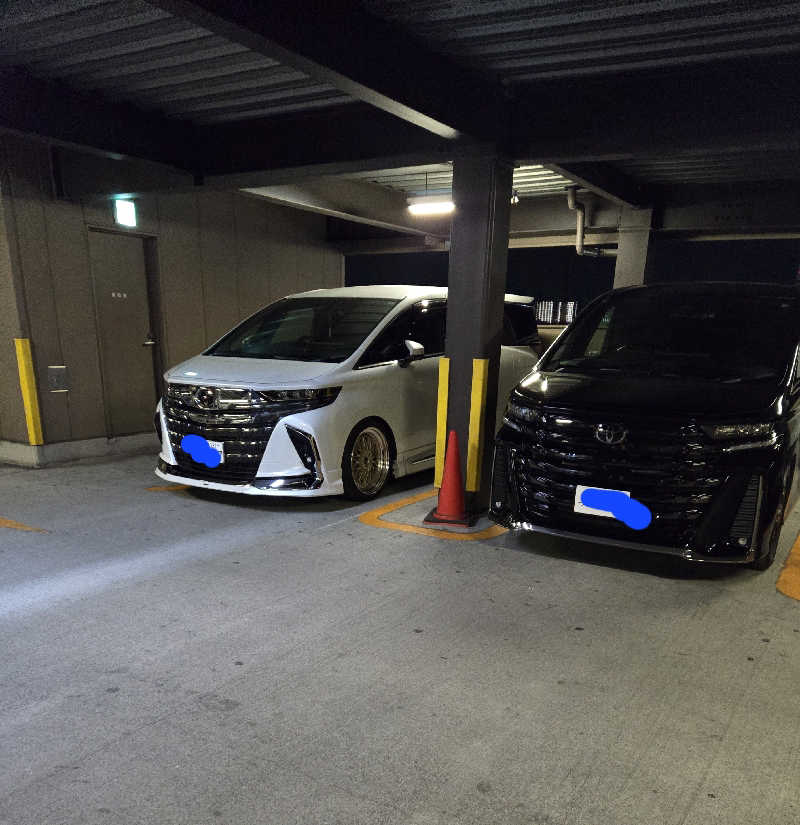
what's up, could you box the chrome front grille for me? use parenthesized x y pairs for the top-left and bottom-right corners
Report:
(164, 402), (274, 484)
(500, 404), (726, 545)
(163, 383), (320, 484)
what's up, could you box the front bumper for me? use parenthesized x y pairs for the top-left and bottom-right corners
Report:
(490, 513), (757, 564)
(489, 434), (779, 564)
(155, 459), (339, 497)
(155, 400), (344, 497)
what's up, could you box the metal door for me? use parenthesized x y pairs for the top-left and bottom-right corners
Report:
(89, 230), (157, 437)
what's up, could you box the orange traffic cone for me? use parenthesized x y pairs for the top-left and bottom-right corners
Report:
(425, 430), (470, 526)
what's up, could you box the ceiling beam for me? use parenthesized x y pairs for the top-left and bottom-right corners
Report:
(196, 103), (451, 180)
(148, 0), (507, 142)
(242, 176), (451, 238)
(333, 237), (450, 256)
(22, 99), (451, 198)
(0, 67), (196, 169)
(545, 162), (650, 209)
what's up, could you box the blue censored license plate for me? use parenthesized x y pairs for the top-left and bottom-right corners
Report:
(574, 484), (629, 517)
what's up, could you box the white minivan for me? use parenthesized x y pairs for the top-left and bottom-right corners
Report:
(154, 286), (540, 499)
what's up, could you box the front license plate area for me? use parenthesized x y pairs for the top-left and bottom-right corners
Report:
(574, 484), (629, 517)
(207, 440), (225, 465)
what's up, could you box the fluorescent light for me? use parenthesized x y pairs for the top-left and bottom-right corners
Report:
(114, 199), (137, 227)
(408, 199), (455, 216)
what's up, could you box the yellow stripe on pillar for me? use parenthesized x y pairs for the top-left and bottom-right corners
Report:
(14, 338), (44, 446)
(465, 358), (489, 492)
(434, 357), (450, 488)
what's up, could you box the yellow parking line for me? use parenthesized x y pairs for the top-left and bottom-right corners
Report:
(146, 484), (190, 492)
(359, 489), (507, 541)
(777, 531), (800, 601)
(0, 517), (48, 533)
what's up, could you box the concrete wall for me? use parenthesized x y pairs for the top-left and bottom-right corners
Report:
(0, 161), (28, 444)
(0, 134), (343, 447)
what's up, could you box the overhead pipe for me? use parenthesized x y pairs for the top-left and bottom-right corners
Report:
(566, 185), (617, 257)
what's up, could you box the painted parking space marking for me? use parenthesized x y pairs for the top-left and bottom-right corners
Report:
(146, 484), (190, 492)
(0, 517), (48, 533)
(777, 531), (800, 602)
(359, 489), (507, 541)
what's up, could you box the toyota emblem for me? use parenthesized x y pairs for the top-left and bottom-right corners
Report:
(595, 423), (627, 445)
(192, 386), (219, 409)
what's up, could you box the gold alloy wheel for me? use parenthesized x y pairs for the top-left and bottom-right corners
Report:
(350, 426), (391, 496)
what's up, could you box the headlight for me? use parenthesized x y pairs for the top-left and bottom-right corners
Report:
(504, 401), (540, 424)
(702, 423), (775, 440)
(256, 387), (341, 407)
(166, 383), (341, 410)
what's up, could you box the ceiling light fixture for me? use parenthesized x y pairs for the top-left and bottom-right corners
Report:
(407, 171), (454, 216)
(408, 196), (455, 216)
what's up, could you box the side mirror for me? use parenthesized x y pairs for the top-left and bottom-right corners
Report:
(399, 339), (425, 367)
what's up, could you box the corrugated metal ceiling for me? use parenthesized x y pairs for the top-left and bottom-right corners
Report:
(362, 0), (800, 81)
(2, 0), (798, 192)
(0, 0), (352, 123)
(347, 163), (574, 197)
(616, 151), (800, 184)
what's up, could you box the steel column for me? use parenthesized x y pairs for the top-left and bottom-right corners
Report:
(441, 155), (513, 514)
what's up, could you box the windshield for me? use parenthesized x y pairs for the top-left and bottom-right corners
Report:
(541, 289), (798, 382)
(206, 297), (400, 362)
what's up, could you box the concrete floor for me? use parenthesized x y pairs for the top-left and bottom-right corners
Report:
(1, 453), (799, 825)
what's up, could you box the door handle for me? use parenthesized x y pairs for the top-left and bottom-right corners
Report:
(143, 338), (156, 347)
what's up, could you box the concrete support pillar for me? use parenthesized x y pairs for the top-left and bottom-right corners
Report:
(613, 206), (654, 288)
(439, 154), (513, 515)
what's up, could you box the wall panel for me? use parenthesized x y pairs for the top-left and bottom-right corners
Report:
(198, 191), (239, 344)
(234, 195), (272, 317)
(157, 193), (205, 369)
(43, 200), (106, 439)
(0, 162), (28, 442)
(4, 135), (71, 442)
(1, 135), (344, 447)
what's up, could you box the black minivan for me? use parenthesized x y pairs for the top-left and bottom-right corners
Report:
(489, 282), (800, 570)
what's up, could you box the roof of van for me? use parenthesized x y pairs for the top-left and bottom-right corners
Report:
(289, 285), (533, 302)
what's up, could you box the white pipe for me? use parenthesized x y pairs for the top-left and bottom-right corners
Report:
(566, 186), (617, 257)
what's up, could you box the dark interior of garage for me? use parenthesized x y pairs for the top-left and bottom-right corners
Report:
(3, 2), (800, 824)
(347, 241), (800, 309)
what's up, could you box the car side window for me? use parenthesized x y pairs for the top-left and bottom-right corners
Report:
(356, 301), (447, 368)
(408, 302), (446, 356)
(356, 310), (414, 367)
(585, 307), (615, 356)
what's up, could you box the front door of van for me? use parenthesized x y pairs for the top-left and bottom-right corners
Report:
(355, 302), (445, 458)
(88, 230), (158, 437)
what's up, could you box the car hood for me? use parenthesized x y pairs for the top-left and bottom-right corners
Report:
(165, 354), (343, 387)
(516, 370), (782, 418)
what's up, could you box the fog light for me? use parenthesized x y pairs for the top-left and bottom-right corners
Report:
(286, 426), (322, 486)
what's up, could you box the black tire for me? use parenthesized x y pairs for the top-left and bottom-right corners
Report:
(342, 420), (393, 501)
(750, 518), (781, 571)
